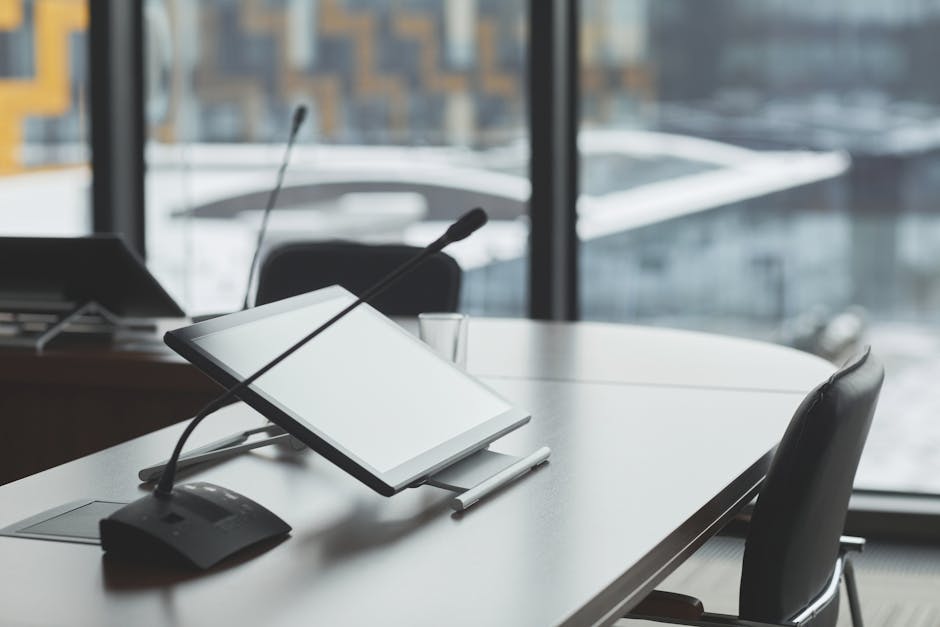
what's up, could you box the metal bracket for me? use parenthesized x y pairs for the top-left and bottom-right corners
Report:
(427, 446), (551, 512)
(25, 300), (142, 353)
(137, 424), (305, 482)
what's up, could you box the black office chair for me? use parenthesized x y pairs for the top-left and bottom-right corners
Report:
(625, 347), (884, 627)
(255, 241), (462, 316)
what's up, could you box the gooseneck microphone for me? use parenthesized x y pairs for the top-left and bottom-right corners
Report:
(241, 104), (308, 311)
(100, 208), (487, 569)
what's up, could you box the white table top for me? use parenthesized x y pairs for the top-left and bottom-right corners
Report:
(0, 318), (835, 627)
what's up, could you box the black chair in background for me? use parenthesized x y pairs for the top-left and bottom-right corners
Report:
(255, 241), (462, 316)
(624, 348), (884, 627)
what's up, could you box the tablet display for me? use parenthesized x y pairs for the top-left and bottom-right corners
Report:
(166, 286), (529, 495)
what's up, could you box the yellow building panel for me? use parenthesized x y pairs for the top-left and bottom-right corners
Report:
(0, 0), (88, 174)
(0, 0), (23, 29)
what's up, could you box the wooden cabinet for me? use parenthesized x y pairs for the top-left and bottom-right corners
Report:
(0, 342), (218, 484)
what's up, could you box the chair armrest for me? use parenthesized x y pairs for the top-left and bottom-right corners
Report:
(626, 592), (796, 627)
(839, 535), (865, 554)
(631, 590), (705, 621)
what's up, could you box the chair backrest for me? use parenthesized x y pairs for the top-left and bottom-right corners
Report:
(739, 347), (884, 625)
(255, 241), (462, 316)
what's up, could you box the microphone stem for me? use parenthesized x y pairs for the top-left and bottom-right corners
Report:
(241, 131), (300, 311)
(155, 244), (444, 496)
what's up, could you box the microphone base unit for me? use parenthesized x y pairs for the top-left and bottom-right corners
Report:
(426, 446), (551, 512)
(99, 481), (290, 570)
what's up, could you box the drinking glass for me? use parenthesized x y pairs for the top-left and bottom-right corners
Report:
(418, 312), (468, 369)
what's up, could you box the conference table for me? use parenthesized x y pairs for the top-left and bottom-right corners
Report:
(0, 318), (835, 627)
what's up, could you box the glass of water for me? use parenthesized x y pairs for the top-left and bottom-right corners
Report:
(418, 312), (468, 369)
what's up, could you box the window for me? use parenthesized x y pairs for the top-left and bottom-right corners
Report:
(144, 0), (529, 316)
(579, 0), (940, 495)
(0, 0), (90, 235)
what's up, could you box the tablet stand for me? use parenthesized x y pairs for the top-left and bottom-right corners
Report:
(36, 301), (115, 352)
(137, 424), (305, 483)
(0, 300), (150, 353)
(139, 427), (550, 511)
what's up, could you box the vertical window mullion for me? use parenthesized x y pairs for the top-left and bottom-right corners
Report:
(528, 0), (579, 321)
(89, 0), (146, 255)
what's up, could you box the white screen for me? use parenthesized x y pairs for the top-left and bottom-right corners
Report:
(192, 293), (511, 473)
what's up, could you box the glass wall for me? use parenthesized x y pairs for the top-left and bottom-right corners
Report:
(144, 0), (529, 316)
(0, 0), (90, 235)
(579, 0), (940, 494)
